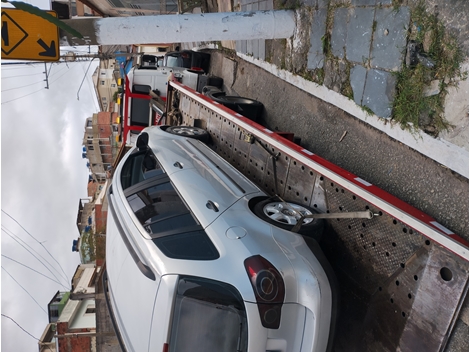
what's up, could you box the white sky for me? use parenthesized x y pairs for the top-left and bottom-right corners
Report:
(1, 1), (101, 349)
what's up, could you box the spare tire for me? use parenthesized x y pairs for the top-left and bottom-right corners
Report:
(206, 92), (264, 121)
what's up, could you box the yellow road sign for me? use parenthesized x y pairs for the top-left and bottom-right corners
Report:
(1, 9), (59, 61)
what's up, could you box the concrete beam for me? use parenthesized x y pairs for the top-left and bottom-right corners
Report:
(60, 10), (295, 46)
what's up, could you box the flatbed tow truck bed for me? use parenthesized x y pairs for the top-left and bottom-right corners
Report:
(163, 80), (468, 352)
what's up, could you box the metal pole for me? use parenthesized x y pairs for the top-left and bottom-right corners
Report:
(60, 10), (296, 46)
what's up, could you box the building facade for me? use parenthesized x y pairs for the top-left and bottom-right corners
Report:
(83, 112), (121, 183)
(92, 60), (119, 113)
(39, 264), (101, 352)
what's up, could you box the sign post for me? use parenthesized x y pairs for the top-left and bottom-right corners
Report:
(1, 9), (60, 61)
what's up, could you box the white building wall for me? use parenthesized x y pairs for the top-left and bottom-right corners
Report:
(69, 299), (96, 330)
(74, 266), (96, 294)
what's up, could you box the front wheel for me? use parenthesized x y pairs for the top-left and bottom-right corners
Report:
(253, 199), (325, 240)
(165, 126), (209, 143)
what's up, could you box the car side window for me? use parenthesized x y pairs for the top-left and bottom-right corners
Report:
(126, 181), (219, 260)
(127, 182), (195, 232)
(121, 150), (164, 190)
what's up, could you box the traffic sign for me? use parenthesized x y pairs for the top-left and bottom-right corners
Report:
(1, 9), (59, 61)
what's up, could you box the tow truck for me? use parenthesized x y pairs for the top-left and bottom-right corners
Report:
(156, 77), (468, 351)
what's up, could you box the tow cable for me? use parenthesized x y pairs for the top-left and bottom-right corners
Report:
(240, 130), (378, 233)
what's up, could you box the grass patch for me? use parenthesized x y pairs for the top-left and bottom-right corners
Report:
(274, 0), (301, 10)
(341, 62), (354, 99)
(361, 105), (374, 116)
(391, 1), (467, 134)
(311, 68), (325, 85)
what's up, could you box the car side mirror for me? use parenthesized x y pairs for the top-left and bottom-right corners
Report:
(136, 132), (149, 151)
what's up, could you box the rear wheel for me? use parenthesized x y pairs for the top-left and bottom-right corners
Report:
(165, 126), (209, 143)
(253, 199), (325, 240)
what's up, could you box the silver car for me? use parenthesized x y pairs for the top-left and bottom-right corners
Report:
(105, 125), (337, 352)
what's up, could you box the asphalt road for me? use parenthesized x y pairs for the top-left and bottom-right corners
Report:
(207, 49), (469, 351)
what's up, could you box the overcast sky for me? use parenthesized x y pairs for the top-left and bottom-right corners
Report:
(1, 1), (101, 346)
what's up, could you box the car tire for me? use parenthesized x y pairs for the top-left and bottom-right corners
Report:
(208, 94), (264, 122)
(165, 126), (210, 143)
(253, 198), (325, 240)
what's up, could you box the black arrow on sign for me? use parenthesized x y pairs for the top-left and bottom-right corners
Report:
(37, 39), (56, 57)
(2, 21), (9, 46)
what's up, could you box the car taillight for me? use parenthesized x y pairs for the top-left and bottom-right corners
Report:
(244, 255), (285, 329)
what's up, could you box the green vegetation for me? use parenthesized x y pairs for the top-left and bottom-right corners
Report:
(311, 68), (324, 85)
(274, 0), (301, 10)
(81, 231), (96, 263)
(392, 1), (467, 134)
(361, 105), (374, 116)
(341, 62), (354, 100)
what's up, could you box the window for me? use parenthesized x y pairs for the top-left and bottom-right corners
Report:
(169, 276), (247, 352)
(153, 231), (219, 260)
(120, 151), (164, 190)
(102, 97), (107, 101)
(88, 146), (94, 151)
(111, 83), (116, 88)
(127, 182), (194, 232)
(100, 81), (105, 85)
(121, 150), (218, 260)
(50, 307), (59, 318)
(85, 306), (96, 314)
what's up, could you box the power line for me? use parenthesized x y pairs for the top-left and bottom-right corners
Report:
(80, 61), (100, 111)
(1, 62), (78, 104)
(1, 314), (40, 341)
(1, 254), (70, 290)
(1, 266), (48, 315)
(1, 64), (39, 70)
(1, 210), (70, 283)
(1, 80), (45, 93)
(1, 72), (44, 79)
(2, 226), (70, 286)
(1, 86), (46, 105)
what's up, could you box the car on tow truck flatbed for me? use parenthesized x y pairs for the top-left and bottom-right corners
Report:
(105, 125), (338, 352)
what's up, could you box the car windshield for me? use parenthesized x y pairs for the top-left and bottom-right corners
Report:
(169, 276), (248, 352)
(165, 55), (180, 68)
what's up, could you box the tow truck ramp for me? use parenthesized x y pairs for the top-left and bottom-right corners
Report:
(166, 81), (468, 352)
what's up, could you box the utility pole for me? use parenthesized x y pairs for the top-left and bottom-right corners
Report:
(59, 10), (295, 46)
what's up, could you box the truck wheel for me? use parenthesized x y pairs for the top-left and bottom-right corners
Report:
(165, 126), (209, 143)
(253, 199), (324, 240)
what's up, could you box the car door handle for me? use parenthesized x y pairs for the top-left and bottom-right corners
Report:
(206, 200), (219, 212)
(173, 161), (183, 169)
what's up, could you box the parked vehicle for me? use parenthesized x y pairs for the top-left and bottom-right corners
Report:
(163, 50), (211, 73)
(121, 52), (262, 145)
(105, 125), (338, 352)
(139, 54), (163, 69)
